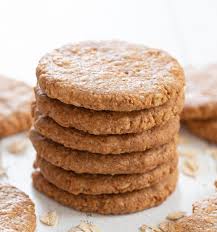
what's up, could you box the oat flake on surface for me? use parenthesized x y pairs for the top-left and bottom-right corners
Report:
(182, 157), (198, 177)
(39, 211), (58, 226)
(7, 139), (28, 154)
(166, 211), (186, 221)
(68, 221), (101, 232)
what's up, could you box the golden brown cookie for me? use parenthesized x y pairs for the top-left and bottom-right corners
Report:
(35, 86), (184, 135)
(0, 184), (36, 232)
(32, 170), (177, 215)
(0, 75), (33, 138)
(182, 64), (217, 120)
(33, 114), (180, 154)
(30, 130), (177, 175)
(36, 41), (185, 112)
(186, 119), (217, 143)
(166, 194), (217, 232)
(35, 155), (178, 195)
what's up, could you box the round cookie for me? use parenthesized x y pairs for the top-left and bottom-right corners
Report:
(30, 130), (177, 175)
(166, 194), (217, 232)
(36, 41), (185, 111)
(32, 170), (178, 215)
(0, 75), (33, 138)
(0, 184), (36, 232)
(35, 86), (184, 135)
(33, 114), (180, 154)
(186, 119), (217, 143)
(35, 155), (178, 195)
(182, 64), (217, 120)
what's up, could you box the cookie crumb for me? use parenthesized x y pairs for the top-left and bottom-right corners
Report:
(40, 211), (58, 226)
(7, 139), (28, 154)
(182, 158), (198, 177)
(166, 211), (186, 221)
(68, 221), (101, 232)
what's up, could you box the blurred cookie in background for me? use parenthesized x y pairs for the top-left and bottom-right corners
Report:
(181, 64), (217, 143)
(182, 64), (217, 120)
(0, 75), (34, 138)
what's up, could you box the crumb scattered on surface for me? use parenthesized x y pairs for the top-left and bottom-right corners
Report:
(68, 221), (101, 232)
(40, 211), (58, 226)
(182, 157), (198, 177)
(7, 139), (28, 154)
(166, 211), (186, 221)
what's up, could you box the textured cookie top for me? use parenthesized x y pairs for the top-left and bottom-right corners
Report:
(36, 41), (184, 111)
(0, 184), (36, 232)
(182, 64), (217, 120)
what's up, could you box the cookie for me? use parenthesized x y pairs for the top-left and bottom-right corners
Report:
(0, 184), (36, 232)
(35, 86), (184, 135)
(186, 119), (217, 143)
(182, 64), (217, 120)
(32, 170), (177, 215)
(33, 114), (180, 154)
(166, 194), (217, 232)
(30, 130), (177, 174)
(0, 75), (33, 138)
(35, 155), (178, 195)
(36, 41), (185, 111)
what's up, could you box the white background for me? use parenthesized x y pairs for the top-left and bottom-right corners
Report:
(1, 0), (217, 84)
(1, 1), (217, 231)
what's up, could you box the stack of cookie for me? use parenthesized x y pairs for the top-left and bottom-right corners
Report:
(30, 41), (185, 215)
(181, 64), (217, 143)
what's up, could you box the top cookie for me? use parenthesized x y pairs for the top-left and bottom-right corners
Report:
(36, 41), (184, 111)
(0, 75), (34, 138)
(0, 184), (36, 232)
(182, 64), (217, 120)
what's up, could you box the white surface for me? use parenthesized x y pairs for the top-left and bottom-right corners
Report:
(1, 0), (217, 231)
(1, 130), (217, 231)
